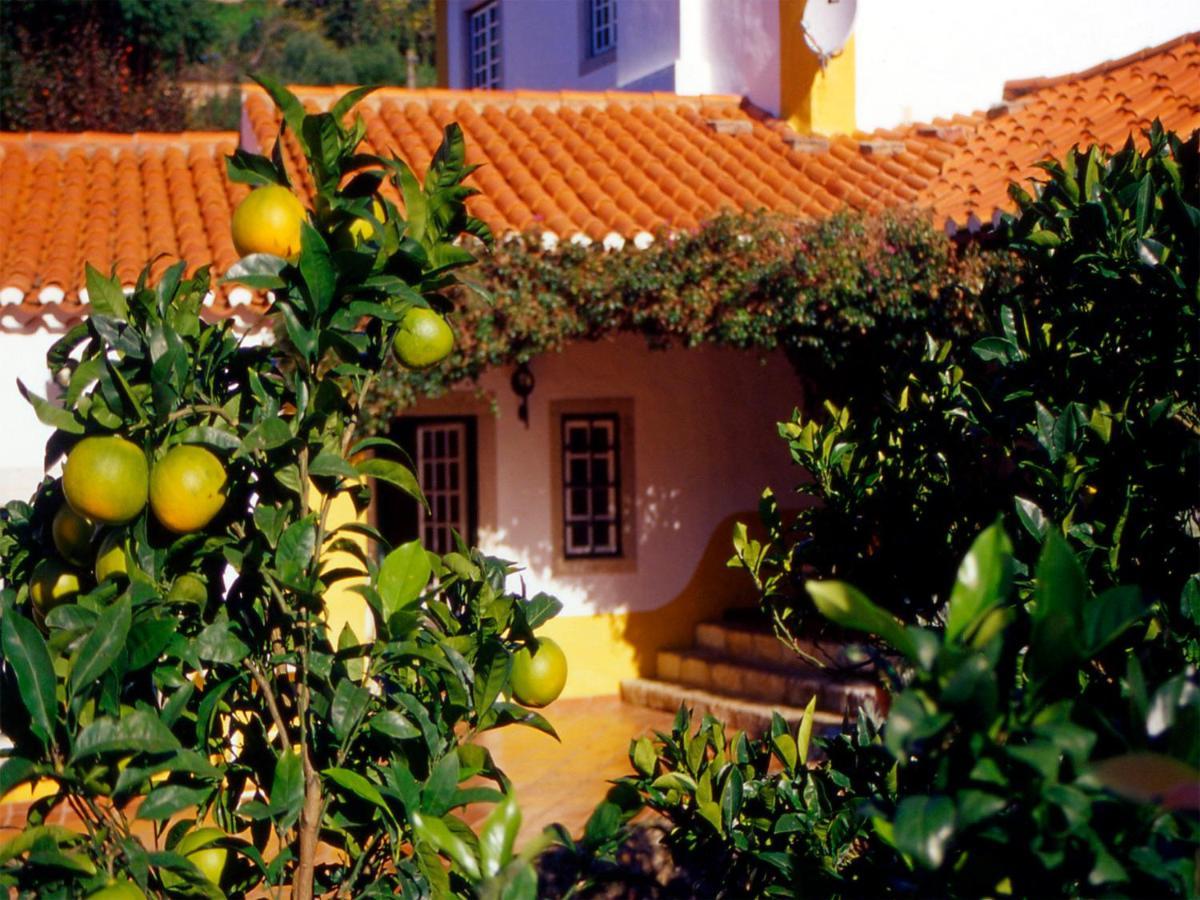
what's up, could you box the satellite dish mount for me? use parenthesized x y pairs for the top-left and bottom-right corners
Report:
(800, 0), (858, 69)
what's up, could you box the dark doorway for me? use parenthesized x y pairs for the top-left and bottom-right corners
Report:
(377, 416), (479, 555)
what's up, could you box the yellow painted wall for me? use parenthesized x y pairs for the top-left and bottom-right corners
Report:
(779, 0), (857, 135)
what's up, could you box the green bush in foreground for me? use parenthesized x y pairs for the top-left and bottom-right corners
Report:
(601, 525), (1198, 897)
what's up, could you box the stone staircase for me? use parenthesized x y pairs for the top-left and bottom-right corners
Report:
(620, 619), (881, 737)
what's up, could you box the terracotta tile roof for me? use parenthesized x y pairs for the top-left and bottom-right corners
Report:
(923, 31), (1200, 228)
(0, 131), (253, 328)
(1, 32), (1196, 328)
(241, 85), (960, 243)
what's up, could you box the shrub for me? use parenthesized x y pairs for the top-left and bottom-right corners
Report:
(604, 525), (1199, 896)
(0, 81), (557, 898)
(735, 126), (1200, 656)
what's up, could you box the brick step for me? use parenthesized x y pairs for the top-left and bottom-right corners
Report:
(619, 678), (844, 738)
(694, 620), (857, 670)
(656, 646), (879, 714)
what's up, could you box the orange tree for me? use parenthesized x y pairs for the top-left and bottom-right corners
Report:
(0, 80), (560, 898)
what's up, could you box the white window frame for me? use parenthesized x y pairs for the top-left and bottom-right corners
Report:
(588, 0), (617, 57)
(467, 0), (502, 89)
(416, 421), (469, 555)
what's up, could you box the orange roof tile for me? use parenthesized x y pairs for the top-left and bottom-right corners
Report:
(0, 131), (251, 328)
(240, 85), (962, 240)
(922, 31), (1200, 227)
(1, 32), (1197, 327)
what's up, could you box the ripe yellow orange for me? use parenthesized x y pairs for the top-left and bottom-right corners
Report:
(63, 436), (149, 525)
(392, 307), (454, 369)
(149, 445), (228, 534)
(95, 531), (129, 582)
(31, 558), (82, 613)
(231, 185), (306, 260)
(511, 636), (568, 708)
(52, 503), (95, 565)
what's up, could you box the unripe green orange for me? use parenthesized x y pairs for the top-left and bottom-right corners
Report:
(149, 445), (228, 534)
(87, 880), (145, 900)
(63, 436), (149, 525)
(511, 636), (568, 708)
(162, 827), (228, 889)
(168, 572), (209, 605)
(392, 307), (454, 369)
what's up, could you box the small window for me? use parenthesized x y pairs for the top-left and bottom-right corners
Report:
(588, 0), (617, 56)
(561, 414), (621, 557)
(468, 1), (501, 89)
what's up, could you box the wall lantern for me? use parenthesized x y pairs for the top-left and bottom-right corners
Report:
(510, 361), (535, 428)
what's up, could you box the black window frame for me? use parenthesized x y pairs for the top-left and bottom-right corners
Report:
(560, 412), (622, 559)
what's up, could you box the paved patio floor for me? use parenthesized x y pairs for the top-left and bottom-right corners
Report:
(468, 695), (676, 843)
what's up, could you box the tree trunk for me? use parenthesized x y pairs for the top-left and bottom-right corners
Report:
(295, 770), (324, 900)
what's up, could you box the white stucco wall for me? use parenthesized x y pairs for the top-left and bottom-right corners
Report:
(675, 0), (781, 112)
(855, 0), (1200, 130)
(0, 329), (60, 503)
(468, 334), (805, 616)
(443, 0), (681, 92)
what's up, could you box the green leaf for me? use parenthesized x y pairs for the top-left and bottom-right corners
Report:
(1028, 531), (1087, 679)
(0, 758), (36, 797)
(631, 736), (656, 777)
(71, 711), (181, 760)
(796, 695), (817, 766)
(1082, 586), (1145, 655)
(945, 522), (1013, 644)
(331, 680), (371, 741)
(226, 148), (283, 187)
(194, 619), (250, 665)
(324, 767), (391, 818)
(223, 252), (287, 290)
(410, 810), (481, 881)
(720, 765), (744, 829)
(356, 457), (426, 508)
(85, 264), (128, 320)
(251, 74), (308, 151)
(370, 710), (421, 741)
(270, 749), (304, 829)
(651, 771), (696, 794)
(1013, 496), (1048, 540)
(330, 84), (379, 121)
(378, 540), (432, 619)
(1, 608), (57, 744)
(70, 594), (131, 696)
(479, 793), (521, 878)
(238, 418), (293, 456)
(136, 784), (212, 820)
(805, 580), (916, 659)
(893, 795), (956, 869)
(16, 380), (84, 434)
(422, 751), (460, 817)
(299, 223), (336, 315)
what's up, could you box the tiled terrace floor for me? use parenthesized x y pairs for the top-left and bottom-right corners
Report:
(468, 695), (675, 842)
(0, 697), (673, 851)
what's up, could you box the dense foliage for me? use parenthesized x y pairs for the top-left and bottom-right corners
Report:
(0, 81), (558, 898)
(735, 126), (1199, 650)
(364, 209), (996, 426)
(607, 525), (1199, 897)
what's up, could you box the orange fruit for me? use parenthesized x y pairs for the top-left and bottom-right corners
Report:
(231, 185), (306, 260)
(392, 307), (454, 369)
(511, 636), (568, 707)
(52, 503), (95, 565)
(87, 881), (145, 900)
(333, 198), (386, 250)
(30, 558), (82, 613)
(168, 572), (208, 605)
(161, 827), (227, 889)
(63, 436), (149, 525)
(94, 531), (129, 582)
(149, 445), (227, 534)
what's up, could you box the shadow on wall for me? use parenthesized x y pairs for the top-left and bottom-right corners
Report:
(618, 511), (765, 677)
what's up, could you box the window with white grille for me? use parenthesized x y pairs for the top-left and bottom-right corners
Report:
(589, 0), (617, 56)
(468, 1), (501, 89)
(416, 422), (469, 555)
(561, 414), (621, 557)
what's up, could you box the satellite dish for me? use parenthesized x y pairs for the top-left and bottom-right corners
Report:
(801, 0), (857, 67)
